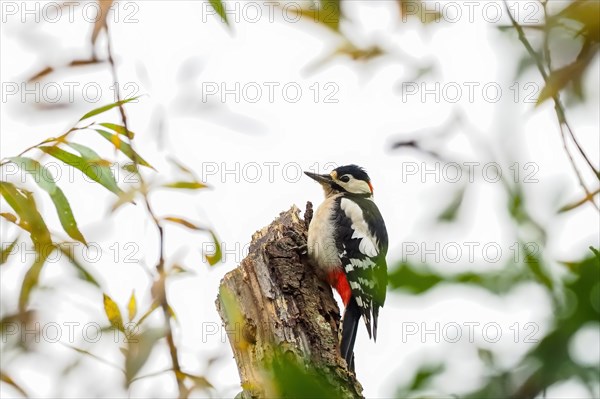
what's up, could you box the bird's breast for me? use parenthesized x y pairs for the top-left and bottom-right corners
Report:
(307, 196), (342, 275)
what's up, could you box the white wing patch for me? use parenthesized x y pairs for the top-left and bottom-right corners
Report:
(340, 198), (379, 258)
(358, 277), (376, 289)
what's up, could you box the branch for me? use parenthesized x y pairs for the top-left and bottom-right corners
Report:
(216, 204), (363, 398)
(503, 0), (599, 210)
(105, 24), (186, 397)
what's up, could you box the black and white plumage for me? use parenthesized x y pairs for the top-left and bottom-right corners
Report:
(304, 165), (388, 370)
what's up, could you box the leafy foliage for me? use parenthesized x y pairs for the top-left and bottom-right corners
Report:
(267, 351), (340, 398)
(7, 157), (86, 244)
(1, 100), (220, 397)
(2, 1), (598, 398)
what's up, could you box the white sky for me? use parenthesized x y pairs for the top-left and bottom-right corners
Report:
(1, 1), (599, 398)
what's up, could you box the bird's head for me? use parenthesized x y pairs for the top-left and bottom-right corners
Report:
(304, 164), (373, 198)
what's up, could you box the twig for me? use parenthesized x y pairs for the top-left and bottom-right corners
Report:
(0, 124), (93, 167)
(541, 0), (598, 211)
(503, 0), (599, 211)
(105, 28), (130, 139)
(105, 24), (187, 398)
(62, 343), (126, 374)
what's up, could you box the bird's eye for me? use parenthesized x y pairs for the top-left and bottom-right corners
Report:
(340, 175), (350, 183)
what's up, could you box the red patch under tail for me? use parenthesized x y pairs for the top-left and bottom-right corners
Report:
(327, 269), (352, 307)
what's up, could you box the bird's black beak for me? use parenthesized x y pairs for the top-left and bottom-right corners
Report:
(304, 171), (333, 186)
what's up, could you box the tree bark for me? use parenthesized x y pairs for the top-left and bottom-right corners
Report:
(215, 203), (363, 398)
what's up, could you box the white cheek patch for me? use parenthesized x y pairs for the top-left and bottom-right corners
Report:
(340, 198), (379, 258)
(341, 179), (371, 194)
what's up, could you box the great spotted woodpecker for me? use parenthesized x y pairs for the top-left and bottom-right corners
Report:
(304, 165), (388, 370)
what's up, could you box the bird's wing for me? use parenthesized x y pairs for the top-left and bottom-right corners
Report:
(333, 196), (388, 339)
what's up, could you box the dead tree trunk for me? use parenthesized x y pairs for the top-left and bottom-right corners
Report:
(215, 203), (363, 398)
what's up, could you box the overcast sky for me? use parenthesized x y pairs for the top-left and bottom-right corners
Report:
(1, 1), (599, 398)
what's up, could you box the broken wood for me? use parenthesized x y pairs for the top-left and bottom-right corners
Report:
(215, 203), (363, 398)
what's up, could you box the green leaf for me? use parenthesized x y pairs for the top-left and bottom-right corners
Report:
(94, 129), (154, 169)
(38, 145), (122, 196)
(208, 0), (229, 25)
(162, 181), (209, 190)
(79, 97), (139, 121)
(122, 163), (139, 174)
(507, 255), (600, 397)
(397, 363), (444, 397)
(98, 123), (135, 139)
(66, 142), (106, 162)
(204, 230), (222, 266)
(437, 187), (465, 222)
(128, 291), (137, 322)
(125, 328), (165, 385)
(103, 293), (124, 331)
(8, 157), (86, 244)
(388, 261), (531, 295)
(19, 248), (51, 312)
(269, 349), (340, 398)
(1, 237), (19, 266)
(388, 262), (444, 294)
(522, 242), (553, 290)
(0, 182), (52, 247)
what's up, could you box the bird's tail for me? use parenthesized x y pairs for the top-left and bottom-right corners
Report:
(340, 297), (361, 371)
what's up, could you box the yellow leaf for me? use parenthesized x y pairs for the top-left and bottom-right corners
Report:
(163, 217), (205, 231)
(111, 132), (122, 150)
(204, 230), (222, 266)
(162, 181), (209, 190)
(103, 293), (124, 331)
(128, 291), (137, 322)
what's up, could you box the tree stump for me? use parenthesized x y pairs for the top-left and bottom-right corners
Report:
(215, 203), (363, 398)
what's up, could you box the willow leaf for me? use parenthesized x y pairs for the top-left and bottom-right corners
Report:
(38, 145), (122, 196)
(79, 97), (139, 121)
(8, 157), (86, 244)
(94, 129), (154, 169)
